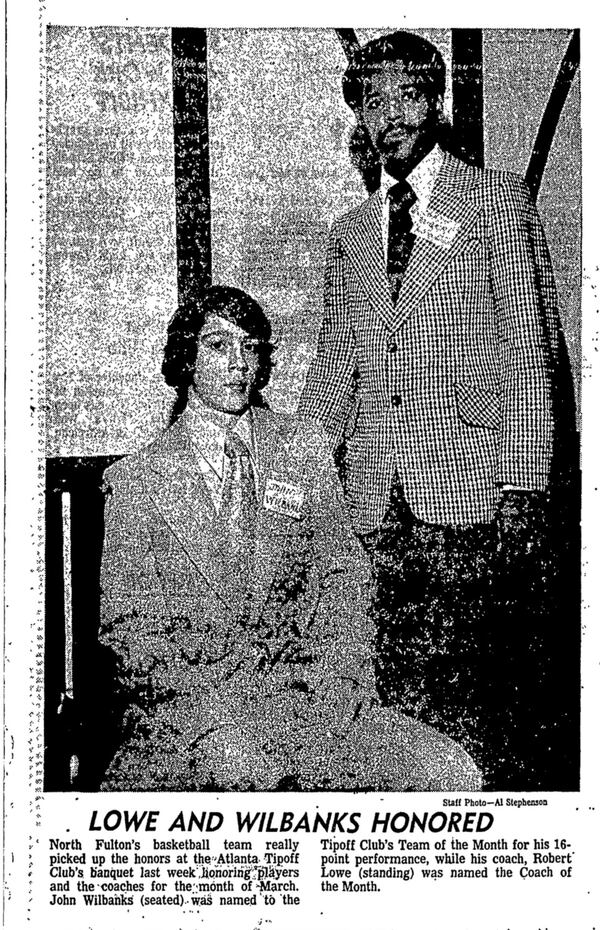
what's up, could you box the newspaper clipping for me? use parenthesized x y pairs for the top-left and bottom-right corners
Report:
(4, 2), (599, 927)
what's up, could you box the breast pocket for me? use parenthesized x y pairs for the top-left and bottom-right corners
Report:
(454, 380), (501, 431)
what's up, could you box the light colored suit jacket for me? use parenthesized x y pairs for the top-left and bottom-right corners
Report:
(99, 407), (481, 791)
(299, 152), (562, 532)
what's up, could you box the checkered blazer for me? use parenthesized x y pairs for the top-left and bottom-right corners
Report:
(299, 152), (561, 532)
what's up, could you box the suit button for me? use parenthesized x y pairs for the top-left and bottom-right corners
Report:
(387, 336), (398, 353)
(391, 394), (402, 407)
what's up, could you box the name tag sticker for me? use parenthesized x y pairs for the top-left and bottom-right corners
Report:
(411, 206), (460, 249)
(263, 479), (305, 520)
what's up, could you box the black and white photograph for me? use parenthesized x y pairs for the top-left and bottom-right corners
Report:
(43, 25), (581, 794)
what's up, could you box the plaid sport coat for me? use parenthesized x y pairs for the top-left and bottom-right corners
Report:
(299, 152), (562, 532)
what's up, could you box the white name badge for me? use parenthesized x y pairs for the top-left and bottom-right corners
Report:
(263, 478), (305, 520)
(411, 206), (460, 249)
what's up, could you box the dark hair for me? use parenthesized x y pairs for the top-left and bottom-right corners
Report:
(162, 285), (275, 424)
(342, 30), (446, 113)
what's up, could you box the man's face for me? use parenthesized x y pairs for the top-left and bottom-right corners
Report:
(360, 61), (439, 175)
(192, 312), (261, 414)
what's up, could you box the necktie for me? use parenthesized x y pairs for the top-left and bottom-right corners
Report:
(214, 433), (258, 605)
(387, 180), (417, 303)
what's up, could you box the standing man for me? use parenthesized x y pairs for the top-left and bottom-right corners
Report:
(299, 30), (576, 788)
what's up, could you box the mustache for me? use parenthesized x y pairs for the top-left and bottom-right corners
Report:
(376, 122), (420, 150)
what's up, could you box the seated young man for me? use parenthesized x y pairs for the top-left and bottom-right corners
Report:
(98, 285), (481, 791)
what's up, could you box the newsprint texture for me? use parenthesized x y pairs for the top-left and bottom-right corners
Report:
(4, 3), (600, 929)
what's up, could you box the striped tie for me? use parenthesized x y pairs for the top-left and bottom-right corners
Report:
(215, 433), (257, 605)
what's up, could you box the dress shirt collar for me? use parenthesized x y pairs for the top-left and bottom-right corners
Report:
(380, 143), (443, 209)
(183, 396), (256, 481)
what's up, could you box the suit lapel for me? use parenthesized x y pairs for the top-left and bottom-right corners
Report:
(142, 418), (233, 608)
(389, 154), (482, 330)
(142, 409), (303, 615)
(344, 193), (396, 331)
